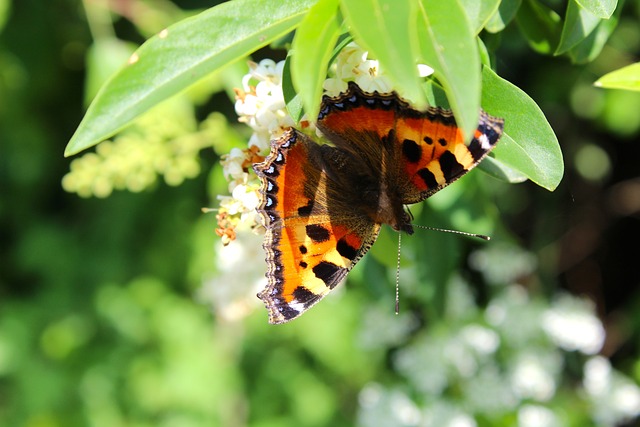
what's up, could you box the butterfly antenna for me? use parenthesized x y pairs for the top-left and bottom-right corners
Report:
(395, 231), (402, 315)
(201, 207), (218, 214)
(413, 224), (491, 241)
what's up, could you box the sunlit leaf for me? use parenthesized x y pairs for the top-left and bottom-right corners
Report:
(567, 8), (619, 64)
(481, 67), (563, 191)
(341, 0), (426, 107)
(65, 0), (317, 156)
(574, 0), (617, 18)
(595, 62), (640, 91)
(291, 0), (341, 121)
(416, 0), (480, 142)
(459, 0), (501, 34)
(556, 0), (601, 55)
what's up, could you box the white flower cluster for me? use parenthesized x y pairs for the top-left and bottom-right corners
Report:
(357, 279), (640, 427)
(215, 59), (296, 245)
(322, 43), (394, 96)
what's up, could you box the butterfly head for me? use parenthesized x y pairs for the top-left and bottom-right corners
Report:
(398, 210), (415, 235)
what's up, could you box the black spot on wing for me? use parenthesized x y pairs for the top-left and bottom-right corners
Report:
(402, 139), (422, 163)
(439, 150), (465, 182)
(417, 168), (438, 189)
(336, 238), (358, 261)
(298, 201), (313, 217)
(312, 261), (342, 288)
(306, 224), (330, 242)
(293, 286), (316, 303)
(467, 137), (487, 161)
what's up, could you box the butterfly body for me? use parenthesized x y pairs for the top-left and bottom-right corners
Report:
(254, 82), (503, 324)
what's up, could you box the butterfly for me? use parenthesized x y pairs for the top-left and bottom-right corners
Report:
(253, 82), (504, 324)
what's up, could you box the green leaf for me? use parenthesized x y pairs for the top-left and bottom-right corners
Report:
(516, 0), (562, 54)
(65, 0), (317, 157)
(567, 7), (619, 64)
(556, 0), (601, 55)
(291, 0), (341, 121)
(485, 0), (522, 33)
(282, 55), (305, 123)
(341, 0), (426, 107)
(416, 0), (480, 142)
(459, 0), (501, 34)
(595, 62), (640, 91)
(84, 39), (138, 106)
(481, 67), (563, 191)
(574, 0), (617, 18)
(480, 154), (529, 183)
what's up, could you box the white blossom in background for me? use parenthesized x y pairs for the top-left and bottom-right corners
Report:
(509, 352), (559, 401)
(541, 294), (605, 354)
(517, 404), (561, 427)
(583, 356), (640, 425)
(198, 231), (266, 322)
(459, 324), (500, 356)
(357, 383), (423, 427)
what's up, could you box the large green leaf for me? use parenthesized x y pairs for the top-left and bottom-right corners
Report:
(481, 67), (563, 191)
(65, 0), (317, 157)
(291, 0), (341, 121)
(567, 6), (620, 64)
(595, 62), (640, 91)
(416, 0), (480, 142)
(556, 0), (601, 55)
(341, 0), (426, 107)
(574, 0), (617, 18)
(459, 0), (501, 34)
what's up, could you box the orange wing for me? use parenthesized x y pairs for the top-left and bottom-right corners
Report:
(254, 129), (380, 324)
(317, 82), (504, 205)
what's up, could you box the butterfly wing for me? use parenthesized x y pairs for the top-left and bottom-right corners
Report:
(254, 129), (380, 324)
(317, 82), (504, 205)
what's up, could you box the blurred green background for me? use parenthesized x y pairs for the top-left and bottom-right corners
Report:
(2, 0), (640, 426)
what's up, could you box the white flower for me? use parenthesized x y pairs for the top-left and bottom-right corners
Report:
(517, 404), (560, 427)
(509, 353), (558, 401)
(357, 383), (421, 426)
(220, 147), (246, 182)
(198, 231), (266, 322)
(583, 356), (640, 425)
(459, 324), (500, 355)
(418, 63), (435, 77)
(541, 294), (605, 354)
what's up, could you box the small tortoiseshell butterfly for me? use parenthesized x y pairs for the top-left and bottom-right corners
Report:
(254, 82), (504, 324)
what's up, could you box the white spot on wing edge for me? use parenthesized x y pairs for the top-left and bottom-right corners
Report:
(479, 133), (492, 150)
